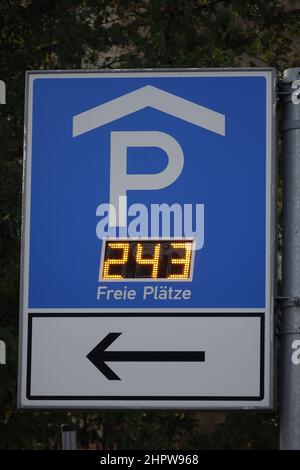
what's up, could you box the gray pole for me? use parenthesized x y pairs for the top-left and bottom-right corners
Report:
(61, 424), (77, 450)
(280, 67), (300, 450)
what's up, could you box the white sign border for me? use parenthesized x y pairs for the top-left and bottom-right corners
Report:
(25, 312), (265, 409)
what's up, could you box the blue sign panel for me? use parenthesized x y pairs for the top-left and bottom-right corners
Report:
(19, 70), (275, 410)
(24, 70), (274, 311)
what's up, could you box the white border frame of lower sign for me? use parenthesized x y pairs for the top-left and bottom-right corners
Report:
(18, 68), (277, 409)
(26, 313), (265, 409)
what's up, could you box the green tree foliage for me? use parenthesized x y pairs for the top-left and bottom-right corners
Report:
(0, 0), (299, 449)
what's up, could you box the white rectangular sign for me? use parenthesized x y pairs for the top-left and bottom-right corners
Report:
(24, 314), (266, 408)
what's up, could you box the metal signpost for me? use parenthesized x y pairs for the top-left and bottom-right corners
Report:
(280, 68), (300, 450)
(61, 424), (77, 450)
(18, 69), (275, 410)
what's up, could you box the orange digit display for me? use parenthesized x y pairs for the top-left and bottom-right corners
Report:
(136, 243), (161, 278)
(102, 242), (129, 279)
(167, 242), (193, 279)
(101, 240), (193, 280)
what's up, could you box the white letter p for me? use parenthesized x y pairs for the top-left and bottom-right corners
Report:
(110, 131), (184, 226)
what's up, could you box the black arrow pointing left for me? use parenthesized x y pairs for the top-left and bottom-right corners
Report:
(87, 332), (206, 380)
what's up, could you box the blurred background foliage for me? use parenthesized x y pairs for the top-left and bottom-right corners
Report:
(0, 0), (299, 449)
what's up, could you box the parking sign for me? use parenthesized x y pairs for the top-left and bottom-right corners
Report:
(18, 69), (276, 408)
